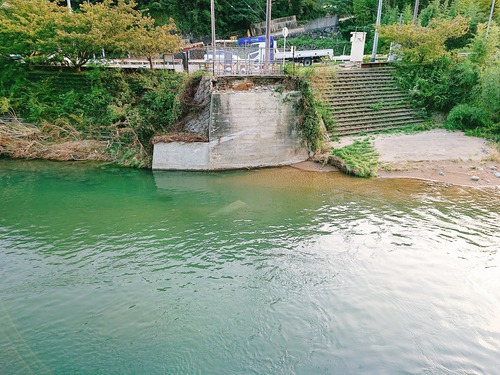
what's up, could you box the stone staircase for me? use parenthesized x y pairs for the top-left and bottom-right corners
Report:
(312, 67), (424, 136)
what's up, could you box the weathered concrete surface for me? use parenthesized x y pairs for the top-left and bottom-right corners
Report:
(152, 90), (308, 170)
(152, 142), (209, 170)
(208, 91), (307, 169)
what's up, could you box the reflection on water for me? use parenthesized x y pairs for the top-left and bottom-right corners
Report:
(1, 159), (499, 374)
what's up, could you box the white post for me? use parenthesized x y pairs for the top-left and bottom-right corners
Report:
(211, 0), (216, 75)
(413, 0), (420, 25)
(282, 27), (289, 68)
(283, 37), (286, 66)
(487, 0), (496, 36)
(265, 0), (272, 69)
(371, 0), (383, 62)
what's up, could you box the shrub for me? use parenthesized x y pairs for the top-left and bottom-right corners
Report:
(445, 104), (492, 130)
(478, 64), (500, 123)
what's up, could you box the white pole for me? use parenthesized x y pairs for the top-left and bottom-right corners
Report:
(265, 0), (272, 69)
(413, 0), (420, 25)
(282, 27), (289, 68)
(371, 0), (383, 62)
(487, 0), (496, 36)
(211, 0), (216, 75)
(283, 36), (286, 66)
(66, 0), (71, 12)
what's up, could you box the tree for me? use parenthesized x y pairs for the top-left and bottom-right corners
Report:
(318, 0), (354, 16)
(352, 0), (376, 26)
(0, 0), (183, 72)
(378, 15), (469, 63)
(124, 16), (182, 71)
(0, 0), (65, 63)
(54, 0), (149, 71)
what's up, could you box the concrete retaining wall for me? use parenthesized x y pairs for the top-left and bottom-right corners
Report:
(152, 90), (308, 170)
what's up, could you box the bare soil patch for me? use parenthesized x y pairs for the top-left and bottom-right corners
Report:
(308, 129), (500, 187)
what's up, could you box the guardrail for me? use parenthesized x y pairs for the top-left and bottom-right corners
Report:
(88, 59), (184, 72)
(196, 60), (284, 76)
(86, 50), (285, 76)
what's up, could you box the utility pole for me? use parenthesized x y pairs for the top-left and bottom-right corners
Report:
(371, 0), (383, 62)
(265, 0), (272, 69)
(211, 0), (216, 75)
(66, 0), (71, 12)
(486, 0), (496, 36)
(413, 0), (420, 25)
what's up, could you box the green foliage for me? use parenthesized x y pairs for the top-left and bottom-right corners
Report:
(141, 0), (329, 38)
(0, 0), (64, 62)
(124, 15), (182, 70)
(392, 55), (474, 113)
(0, 0), (183, 72)
(445, 104), (492, 130)
(379, 14), (498, 118)
(445, 103), (499, 142)
(419, 0), (448, 27)
(1, 64), (186, 167)
(279, 33), (351, 55)
(0, 97), (9, 114)
(289, 69), (324, 153)
(479, 64), (500, 123)
(330, 139), (380, 178)
(353, 0), (376, 26)
(378, 16), (469, 63)
(319, 0), (353, 16)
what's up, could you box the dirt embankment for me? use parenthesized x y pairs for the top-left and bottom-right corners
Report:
(0, 118), (111, 162)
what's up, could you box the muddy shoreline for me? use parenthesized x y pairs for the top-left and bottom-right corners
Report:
(303, 129), (500, 188)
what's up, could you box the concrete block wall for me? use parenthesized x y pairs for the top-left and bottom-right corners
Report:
(152, 88), (308, 170)
(209, 91), (307, 169)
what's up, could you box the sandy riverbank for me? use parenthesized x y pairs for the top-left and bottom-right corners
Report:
(295, 129), (500, 187)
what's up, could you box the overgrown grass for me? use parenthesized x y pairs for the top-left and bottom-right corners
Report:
(0, 62), (192, 167)
(330, 139), (380, 178)
(285, 68), (323, 153)
(285, 66), (337, 152)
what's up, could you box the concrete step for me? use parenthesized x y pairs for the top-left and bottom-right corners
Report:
(328, 96), (408, 106)
(332, 75), (395, 82)
(324, 83), (400, 91)
(335, 114), (421, 128)
(335, 117), (424, 130)
(332, 106), (410, 118)
(327, 93), (406, 101)
(335, 119), (425, 135)
(321, 83), (397, 92)
(321, 73), (394, 82)
(336, 68), (395, 75)
(335, 123), (422, 136)
(310, 67), (422, 136)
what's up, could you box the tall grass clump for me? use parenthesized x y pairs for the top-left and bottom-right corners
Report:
(330, 139), (380, 177)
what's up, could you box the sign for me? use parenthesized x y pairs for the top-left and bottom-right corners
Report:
(282, 27), (289, 38)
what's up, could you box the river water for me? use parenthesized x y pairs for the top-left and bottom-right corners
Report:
(1, 159), (499, 374)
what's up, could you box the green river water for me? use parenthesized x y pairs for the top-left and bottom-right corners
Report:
(1, 159), (499, 374)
